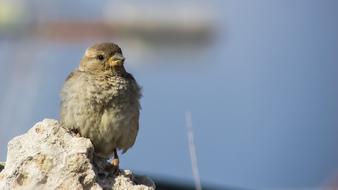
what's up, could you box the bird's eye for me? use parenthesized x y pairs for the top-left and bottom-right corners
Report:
(96, 55), (105, 61)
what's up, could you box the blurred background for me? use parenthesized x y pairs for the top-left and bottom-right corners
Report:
(1, 0), (338, 189)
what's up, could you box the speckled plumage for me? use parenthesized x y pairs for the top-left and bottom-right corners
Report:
(60, 43), (141, 159)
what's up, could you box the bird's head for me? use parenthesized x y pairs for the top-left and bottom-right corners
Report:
(79, 42), (126, 75)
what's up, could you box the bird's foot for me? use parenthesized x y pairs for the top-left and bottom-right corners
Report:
(111, 158), (120, 176)
(103, 159), (120, 176)
(112, 167), (121, 177)
(69, 128), (81, 137)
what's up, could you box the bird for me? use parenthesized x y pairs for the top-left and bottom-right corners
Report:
(60, 42), (142, 173)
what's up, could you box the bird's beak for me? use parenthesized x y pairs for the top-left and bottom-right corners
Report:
(108, 53), (125, 67)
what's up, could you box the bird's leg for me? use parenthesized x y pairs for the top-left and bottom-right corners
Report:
(111, 149), (120, 176)
(112, 149), (119, 167)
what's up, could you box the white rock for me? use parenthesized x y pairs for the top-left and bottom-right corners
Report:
(0, 119), (155, 190)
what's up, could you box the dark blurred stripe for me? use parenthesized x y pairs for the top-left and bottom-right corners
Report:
(152, 178), (245, 190)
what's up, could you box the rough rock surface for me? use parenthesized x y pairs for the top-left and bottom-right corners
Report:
(0, 119), (155, 190)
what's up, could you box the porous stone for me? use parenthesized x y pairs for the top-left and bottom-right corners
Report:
(0, 119), (155, 190)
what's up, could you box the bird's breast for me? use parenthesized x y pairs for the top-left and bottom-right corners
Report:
(89, 76), (140, 108)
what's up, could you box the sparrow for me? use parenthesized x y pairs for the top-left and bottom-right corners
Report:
(60, 43), (142, 173)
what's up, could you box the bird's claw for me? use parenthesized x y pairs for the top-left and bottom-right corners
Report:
(69, 128), (81, 137)
(113, 167), (121, 176)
